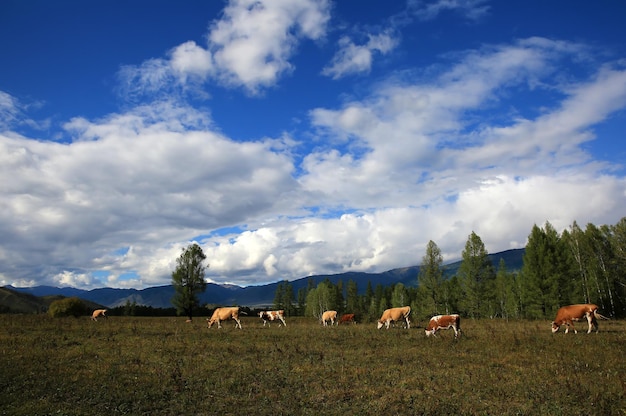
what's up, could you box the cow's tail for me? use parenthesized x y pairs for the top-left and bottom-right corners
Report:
(593, 310), (609, 320)
(240, 311), (248, 315)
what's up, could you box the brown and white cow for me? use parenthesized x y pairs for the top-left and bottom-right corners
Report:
(377, 306), (411, 329)
(91, 309), (107, 321)
(207, 307), (243, 329)
(259, 310), (287, 327)
(552, 304), (607, 334)
(339, 313), (356, 324)
(321, 310), (338, 326)
(425, 314), (461, 338)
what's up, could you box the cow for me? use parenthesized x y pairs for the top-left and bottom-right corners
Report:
(259, 310), (287, 327)
(207, 307), (243, 329)
(425, 314), (461, 338)
(91, 309), (107, 321)
(339, 313), (356, 324)
(552, 304), (608, 334)
(321, 310), (338, 326)
(377, 306), (411, 330)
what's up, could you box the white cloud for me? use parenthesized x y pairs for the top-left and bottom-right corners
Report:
(117, 0), (331, 97)
(0, 102), (298, 287)
(322, 31), (399, 79)
(2, 26), (626, 290)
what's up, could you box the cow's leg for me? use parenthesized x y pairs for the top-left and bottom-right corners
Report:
(585, 313), (597, 334)
(234, 318), (242, 329)
(565, 320), (576, 334)
(405, 317), (411, 329)
(217, 319), (223, 329)
(280, 318), (286, 327)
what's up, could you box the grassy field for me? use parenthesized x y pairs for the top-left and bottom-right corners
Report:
(1, 315), (625, 416)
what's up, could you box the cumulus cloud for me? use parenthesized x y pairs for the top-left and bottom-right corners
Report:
(0, 101), (298, 288)
(118, 0), (331, 98)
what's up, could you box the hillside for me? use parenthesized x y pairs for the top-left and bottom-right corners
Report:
(3, 248), (524, 310)
(0, 286), (105, 314)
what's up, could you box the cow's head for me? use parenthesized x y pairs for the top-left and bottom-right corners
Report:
(425, 329), (435, 337)
(551, 322), (559, 333)
(207, 319), (215, 328)
(377, 321), (384, 329)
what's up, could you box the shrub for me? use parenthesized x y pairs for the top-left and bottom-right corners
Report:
(47, 297), (87, 318)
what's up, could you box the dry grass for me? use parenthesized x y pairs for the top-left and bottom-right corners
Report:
(1, 315), (625, 415)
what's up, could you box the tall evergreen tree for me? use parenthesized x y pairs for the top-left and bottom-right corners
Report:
(171, 243), (207, 321)
(273, 280), (295, 315)
(417, 240), (444, 316)
(520, 222), (573, 319)
(562, 221), (591, 304)
(494, 259), (519, 318)
(345, 280), (360, 316)
(519, 225), (546, 318)
(296, 287), (307, 316)
(458, 231), (495, 318)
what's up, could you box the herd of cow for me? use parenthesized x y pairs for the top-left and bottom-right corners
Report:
(90, 303), (607, 336)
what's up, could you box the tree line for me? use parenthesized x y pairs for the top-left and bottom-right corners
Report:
(272, 217), (626, 321)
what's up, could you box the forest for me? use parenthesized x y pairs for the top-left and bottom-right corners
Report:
(271, 217), (626, 321)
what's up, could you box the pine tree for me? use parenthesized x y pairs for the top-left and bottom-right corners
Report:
(458, 231), (495, 318)
(417, 240), (444, 316)
(520, 222), (573, 319)
(345, 280), (360, 316)
(494, 259), (519, 318)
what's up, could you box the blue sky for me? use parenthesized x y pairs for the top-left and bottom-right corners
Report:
(1, 0), (626, 290)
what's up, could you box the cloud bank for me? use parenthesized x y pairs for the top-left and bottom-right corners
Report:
(1, 1), (625, 290)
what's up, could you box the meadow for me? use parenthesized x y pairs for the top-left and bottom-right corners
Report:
(1, 315), (625, 416)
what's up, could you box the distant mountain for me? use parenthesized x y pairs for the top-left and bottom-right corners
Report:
(4, 248), (524, 309)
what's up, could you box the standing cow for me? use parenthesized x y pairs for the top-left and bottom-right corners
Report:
(259, 310), (287, 327)
(377, 306), (411, 329)
(425, 314), (461, 338)
(339, 313), (356, 324)
(552, 304), (607, 334)
(207, 307), (243, 329)
(321, 310), (338, 326)
(91, 309), (107, 321)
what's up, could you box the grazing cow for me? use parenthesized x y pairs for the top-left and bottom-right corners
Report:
(552, 304), (607, 334)
(377, 306), (411, 330)
(321, 310), (338, 326)
(339, 313), (356, 324)
(259, 310), (287, 327)
(91, 309), (107, 321)
(425, 314), (461, 338)
(207, 307), (243, 329)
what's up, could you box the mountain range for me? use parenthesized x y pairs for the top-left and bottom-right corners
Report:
(3, 249), (524, 310)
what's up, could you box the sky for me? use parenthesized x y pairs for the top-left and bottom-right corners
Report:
(1, 0), (626, 290)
